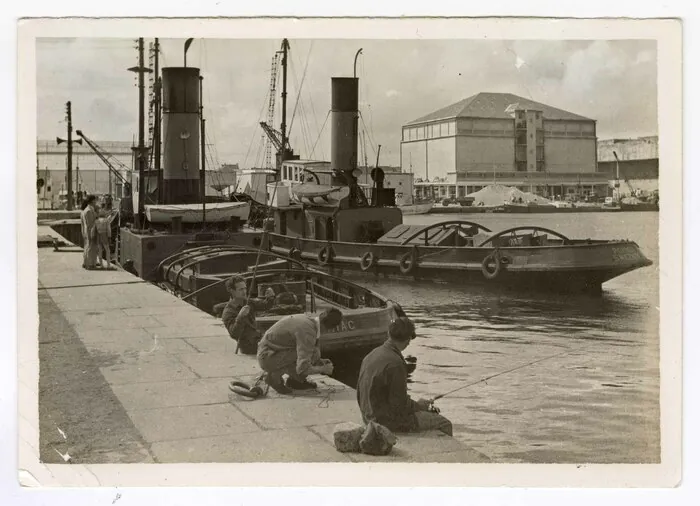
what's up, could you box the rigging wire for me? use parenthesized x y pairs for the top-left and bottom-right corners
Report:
(243, 87), (271, 168)
(359, 112), (377, 161)
(288, 41), (313, 139)
(309, 110), (331, 159)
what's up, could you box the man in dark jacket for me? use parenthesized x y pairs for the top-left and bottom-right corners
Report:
(357, 317), (453, 435)
(215, 275), (273, 354)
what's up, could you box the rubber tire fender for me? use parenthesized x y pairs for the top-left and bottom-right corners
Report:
(288, 247), (302, 261)
(399, 250), (418, 275)
(229, 380), (264, 399)
(481, 250), (502, 280)
(359, 251), (377, 271)
(317, 245), (334, 266)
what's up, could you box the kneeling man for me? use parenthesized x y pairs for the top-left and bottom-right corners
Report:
(257, 308), (342, 394)
(357, 317), (453, 436)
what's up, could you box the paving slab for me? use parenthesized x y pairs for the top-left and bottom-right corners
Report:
(232, 380), (362, 430)
(72, 314), (164, 331)
(185, 336), (239, 353)
(176, 350), (261, 379)
(99, 354), (199, 385)
(122, 306), (186, 316)
(73, 327), (154, 344)
(128, 403), (261, 443)
(111, 378), (233, 411)
(144, 325), (228, 339)
(152, 313), (223, 328)
(149, 428), (352, 463)
(85, 336), (201, 356)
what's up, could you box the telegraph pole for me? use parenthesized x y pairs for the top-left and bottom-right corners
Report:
(154, 38), (162, 203)
(200, 74), (207, 224)
(128, 38), (152, 227)
(56, 101), (82, 211)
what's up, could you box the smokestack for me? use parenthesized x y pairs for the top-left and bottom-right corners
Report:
(161, 67), (201, 204)
(330, 77), (359, 185)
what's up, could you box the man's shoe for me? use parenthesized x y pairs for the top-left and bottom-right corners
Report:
(266, 376), (293, 395)
(286, 378), (317, 390)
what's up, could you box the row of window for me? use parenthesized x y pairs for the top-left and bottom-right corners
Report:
(403, 119), (595, 142)
(281, 165), (305, 182)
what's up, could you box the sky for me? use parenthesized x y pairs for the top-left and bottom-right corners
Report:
(36, 38), (658, 168)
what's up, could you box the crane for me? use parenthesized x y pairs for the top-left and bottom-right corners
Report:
(75, 130), (132, 196)
(259, 39), (295, 173)
(612, 151), (636, 197)
(263, 52), (281, 170)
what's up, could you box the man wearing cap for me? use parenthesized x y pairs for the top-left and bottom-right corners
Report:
(357, 317), (453, 435)
(257, 308), (342, 394)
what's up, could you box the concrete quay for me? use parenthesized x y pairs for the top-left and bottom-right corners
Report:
(34, 226), (490, 468)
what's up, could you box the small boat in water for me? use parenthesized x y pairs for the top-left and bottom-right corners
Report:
(399, 200), (434, 215)
(155, 245), (403, 354)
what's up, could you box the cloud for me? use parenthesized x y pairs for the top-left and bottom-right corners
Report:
(36, 38), (658, 166)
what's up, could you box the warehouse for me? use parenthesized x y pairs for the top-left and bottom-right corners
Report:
(401, 92), (609, 201)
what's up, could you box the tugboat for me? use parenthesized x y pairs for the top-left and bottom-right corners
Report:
(255, 53), (653, 295)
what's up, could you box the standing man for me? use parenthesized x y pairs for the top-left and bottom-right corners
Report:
(257, 308), (341, 394)
(357, 317), (453, 436)
(80, 194), (98, 270)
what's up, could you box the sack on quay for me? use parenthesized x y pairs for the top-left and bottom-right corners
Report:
(359, 421), (397, 456)
(333, 422), (365, 453)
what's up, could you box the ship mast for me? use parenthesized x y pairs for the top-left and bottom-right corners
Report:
(279, 38), (289, 169)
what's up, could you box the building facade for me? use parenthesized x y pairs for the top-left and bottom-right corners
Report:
(597, 136), (659, 196)
(401, 92), (609, 200)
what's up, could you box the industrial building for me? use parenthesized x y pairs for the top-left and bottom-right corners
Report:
(401, 92), (609, 201)
(597, 136), (659, 196)
(36, 138), (237, 209)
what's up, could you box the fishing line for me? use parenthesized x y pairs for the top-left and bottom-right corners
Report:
(431, 347), (583, 402)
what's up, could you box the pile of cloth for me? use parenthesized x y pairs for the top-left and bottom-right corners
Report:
(333, 421), (397, 456)
(467, 184), (552, 207)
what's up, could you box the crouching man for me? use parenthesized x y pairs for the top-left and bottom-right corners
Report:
(357, 317), (453, 436)
(257, 308), (342, 394)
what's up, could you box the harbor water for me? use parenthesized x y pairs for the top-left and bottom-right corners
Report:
(351, 212), (660, 463)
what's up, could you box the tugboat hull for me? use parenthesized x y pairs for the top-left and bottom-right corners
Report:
(267, 230), (652, 294)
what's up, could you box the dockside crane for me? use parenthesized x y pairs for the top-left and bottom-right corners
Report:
(75, 130), (133, 216)
(259, 38), (296, 172)
(613, 150), (637, 198)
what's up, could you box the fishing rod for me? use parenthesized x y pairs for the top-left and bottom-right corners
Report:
(427, 347), (579, 411)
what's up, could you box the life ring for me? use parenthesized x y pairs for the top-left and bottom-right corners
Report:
(481, 250), (502, 280)
(288, 247), (302, 261)
(317, 245), (334, 266)
(359, 251), (377, 271)
(229, 380), (265, 399)
(399, 250), (418, 275)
